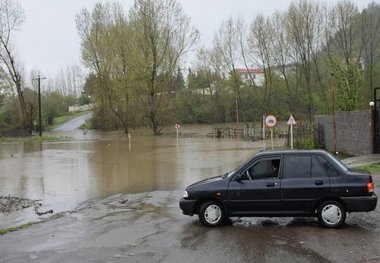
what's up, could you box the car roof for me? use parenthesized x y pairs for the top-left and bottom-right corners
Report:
(255, 149), (329, 157)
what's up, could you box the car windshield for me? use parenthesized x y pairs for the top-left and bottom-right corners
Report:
(225, 152), (257, 178)
(325, 152), (349, 172)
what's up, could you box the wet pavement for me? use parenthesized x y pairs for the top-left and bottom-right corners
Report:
(0, 186), (379, 263)
(1, 127), (380, 262)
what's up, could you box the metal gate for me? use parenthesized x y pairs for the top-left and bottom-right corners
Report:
(373, 87), (380, 153)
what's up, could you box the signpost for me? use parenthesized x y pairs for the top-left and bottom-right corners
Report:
(265, 115), (277, 149)
(175, 124), (180, 141)
(287, 114), (297, 149)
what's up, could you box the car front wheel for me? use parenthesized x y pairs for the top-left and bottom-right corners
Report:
(198, 201), (224, 227)
(317, 200), (346, 228)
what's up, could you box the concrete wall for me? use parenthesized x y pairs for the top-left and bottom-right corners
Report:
(68, 104), (94, 112)
(314, 111), (373, 156)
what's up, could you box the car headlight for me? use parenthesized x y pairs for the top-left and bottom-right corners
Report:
(183, 190), (188, 198)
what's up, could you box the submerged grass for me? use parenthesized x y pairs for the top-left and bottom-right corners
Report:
(0, 135), (59, 143)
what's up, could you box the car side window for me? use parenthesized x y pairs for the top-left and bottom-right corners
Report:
(311, 156), (327, 178)
(284, 155), (311, 178)
(316, 155), (340, 177)
(245, 158), (281, 180)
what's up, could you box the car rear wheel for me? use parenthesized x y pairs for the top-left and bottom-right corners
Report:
(199, 201), (224, 227)
(317, 200), (346, 228)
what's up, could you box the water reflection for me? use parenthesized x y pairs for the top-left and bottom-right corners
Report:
(0, 130), (285, 213)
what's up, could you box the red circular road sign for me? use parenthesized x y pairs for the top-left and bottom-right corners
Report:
(265, 115), (277, 128)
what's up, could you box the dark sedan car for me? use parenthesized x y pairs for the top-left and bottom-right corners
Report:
(179, 150), (377, 228)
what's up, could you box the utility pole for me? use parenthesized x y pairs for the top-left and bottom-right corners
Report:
(35, 75), (46, 136)
(331, 75), (337, 154)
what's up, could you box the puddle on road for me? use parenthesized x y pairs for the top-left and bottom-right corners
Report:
(0, 128), (285, 227)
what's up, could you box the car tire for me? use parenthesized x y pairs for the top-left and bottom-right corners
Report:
(198, 201), (224, 227)
(317, 200), (346, 228)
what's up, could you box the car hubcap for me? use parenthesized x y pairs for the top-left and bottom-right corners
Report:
(204, 205), (221, 224)
(321, 204), (341, 225)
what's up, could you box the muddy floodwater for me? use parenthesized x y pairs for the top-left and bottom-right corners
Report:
(1, 127), (380, 263)
(0, 126), (284, 227)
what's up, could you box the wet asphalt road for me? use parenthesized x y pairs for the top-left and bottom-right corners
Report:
(53, 112), (92, 132)
(0, 182), (379, 263)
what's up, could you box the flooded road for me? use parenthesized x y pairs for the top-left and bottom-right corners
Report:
(53, 112), (93, 131)
(0, 126), (282, 227)
(1, 127), (380, 263)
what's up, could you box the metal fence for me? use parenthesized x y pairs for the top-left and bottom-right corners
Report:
(286, 122), (324, 148)
(208, 127), (286, 141)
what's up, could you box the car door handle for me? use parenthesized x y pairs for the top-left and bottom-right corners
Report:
(266, 182), (277, 187)
(315, 180), (324, 186)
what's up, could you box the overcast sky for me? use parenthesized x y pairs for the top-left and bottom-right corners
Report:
(14, 0), (375, 79)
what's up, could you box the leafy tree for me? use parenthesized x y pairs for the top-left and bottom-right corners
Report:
(76, 2), (133, 132)
(79, 73), (96, 105)
(43, 91), (76, 125)
(172, 67), (185, 91)
(329, 54), (362, 111)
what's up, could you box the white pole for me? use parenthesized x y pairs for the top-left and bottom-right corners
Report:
(263, 115), (266, 150)
(290, 124), (294, 149)
(128, 133), (131, 151)
(271, 128), (274, 150)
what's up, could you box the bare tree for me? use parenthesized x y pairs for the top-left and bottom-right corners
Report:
(286, 0), (322, 123)
(271, 11), (299, 114)
(128, 0), (199, 134)
(213, 17), (246, 126)
(247, 14), (275, 114)
(361, 2), (380, 103)
(328, 0), (361, 64)
(195, 48), (217, 96)
(48, 65), (84, 97)
(194, 47), (226, 123)
(0, 0), (29, 132)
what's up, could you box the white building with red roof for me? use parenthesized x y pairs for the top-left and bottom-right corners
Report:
(235, 68), (265, 87)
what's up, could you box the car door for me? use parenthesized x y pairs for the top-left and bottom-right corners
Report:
(227, 156), (282, 216)
(280, 154), (330, 213)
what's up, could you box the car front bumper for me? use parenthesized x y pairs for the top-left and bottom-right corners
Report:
(179, 198), (197, 216)
(342, 194), (378, 212)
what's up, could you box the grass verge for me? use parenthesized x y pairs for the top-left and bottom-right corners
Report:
(0, 222), (37, 235)
(353, 163), (380, 174)
(79, 120), (92, 130)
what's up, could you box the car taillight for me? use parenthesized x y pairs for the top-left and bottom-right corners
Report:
(367, 182), (375, 193)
